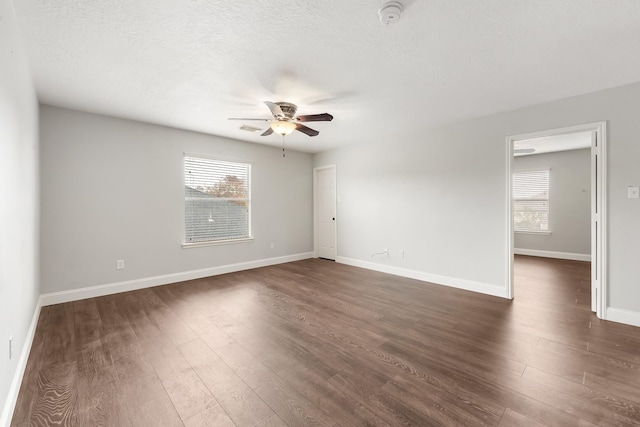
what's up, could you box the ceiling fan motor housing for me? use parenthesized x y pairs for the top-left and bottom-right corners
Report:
(275, 102), (297, 119)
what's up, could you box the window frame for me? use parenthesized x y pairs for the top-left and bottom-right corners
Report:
(182, 153), (253, 248)
(513, 168), (551, 235)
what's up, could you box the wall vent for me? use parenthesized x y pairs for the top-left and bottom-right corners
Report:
(239, 124), (263, 133)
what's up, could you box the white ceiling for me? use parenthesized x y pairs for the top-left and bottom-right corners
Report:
(13, 0), (640, 153)
(514, 131), (592, 156)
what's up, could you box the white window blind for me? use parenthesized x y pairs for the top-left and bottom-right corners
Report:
(184, 155), (251, 244)
(513, 169), (549, 233)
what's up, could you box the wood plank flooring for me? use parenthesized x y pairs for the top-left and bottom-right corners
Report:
(11, 256), (640, 426)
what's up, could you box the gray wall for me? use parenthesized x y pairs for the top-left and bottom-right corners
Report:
(40, 106), (313, 294)
(315, 121), (507, 293)
(0, 0), (40, 422)
(514, 149), (591, 255)
(314, 81), (640, 315)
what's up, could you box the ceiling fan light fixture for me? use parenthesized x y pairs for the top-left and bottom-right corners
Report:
(270, 120), (296, 136)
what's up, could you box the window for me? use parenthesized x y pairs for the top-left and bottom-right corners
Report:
(513, 169), (549, 233)
(184, 155), (251, 245)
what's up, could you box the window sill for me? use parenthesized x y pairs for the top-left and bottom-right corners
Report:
(514, 231), (552, 236)
(182, 238), (254, 249)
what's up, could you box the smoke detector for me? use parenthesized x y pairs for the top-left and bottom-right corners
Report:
(379, 1), (403, 25)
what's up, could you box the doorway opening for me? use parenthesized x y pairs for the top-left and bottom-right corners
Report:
(506, 122), (607, 319)
(314, 165), (337, 260)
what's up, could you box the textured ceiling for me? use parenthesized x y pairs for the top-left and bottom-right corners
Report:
(13, 0), (640, 153)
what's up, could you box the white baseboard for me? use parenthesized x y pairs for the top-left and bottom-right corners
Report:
(1, 296), (42, 427)
(606, 307), (640, 328)
(40, 252), (313, 306)
(336, 256), (509, 299)
(514, 248), (591, 262)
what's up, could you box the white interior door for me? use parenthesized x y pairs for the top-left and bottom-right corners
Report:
(317, 166), (336, 260)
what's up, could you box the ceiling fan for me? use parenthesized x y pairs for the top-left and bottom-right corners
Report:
(229, 101), (333, 137)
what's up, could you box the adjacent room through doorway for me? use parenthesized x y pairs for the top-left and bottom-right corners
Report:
(508, 124), (605, 316)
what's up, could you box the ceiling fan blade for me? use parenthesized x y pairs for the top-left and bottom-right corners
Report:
(264, 101), (284, 118)
(295, 123), (319, 137)
(261, 127), (274, 136)
(295, 113), (333, 122)
(228, 118), (270, 121)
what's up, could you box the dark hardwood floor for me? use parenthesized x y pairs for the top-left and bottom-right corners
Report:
(11, 256), (640, 426)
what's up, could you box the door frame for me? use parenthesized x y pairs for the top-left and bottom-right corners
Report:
(506, 121), (607, 318)
(313, 164), (337, 259)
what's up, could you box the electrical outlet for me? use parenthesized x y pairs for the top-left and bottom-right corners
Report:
(269, 242), (275, 250)
(399, 249), (405, 258)
(9, 336), (12, 360)
(116, 259), (125, 270)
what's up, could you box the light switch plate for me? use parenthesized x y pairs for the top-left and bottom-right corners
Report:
(628, 186), (639, 199)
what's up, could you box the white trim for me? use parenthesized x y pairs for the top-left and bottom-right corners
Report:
(336, 257), (509, 299)
(506, 134), (514, 299)
(1, 297), (42, 427)
(507, 123), (604, 141)
(40, 252), (313, 306)
(182, 237), (254, 248)
(183, 152), (254, 165)
(514, 248), (591, 262)
(313, 165), (337, 260)
(506, 121), (607, 318)
(592, 125), (607, 317)
(606, 308), (640, 328)
(514, 231), (552, 236)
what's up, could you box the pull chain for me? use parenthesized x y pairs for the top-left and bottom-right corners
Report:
(282, 134), (286, 158)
